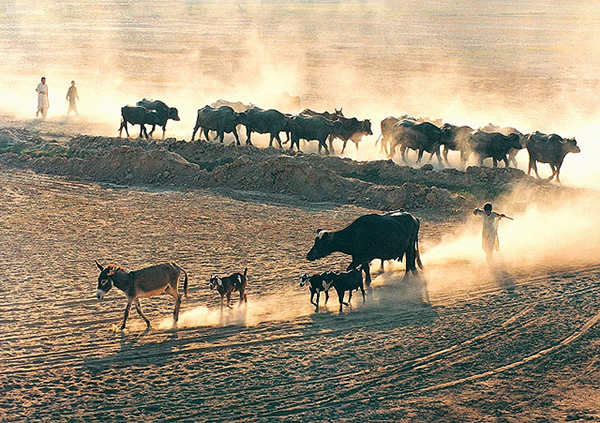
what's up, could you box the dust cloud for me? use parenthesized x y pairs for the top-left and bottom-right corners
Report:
(1, 4), (600, 192)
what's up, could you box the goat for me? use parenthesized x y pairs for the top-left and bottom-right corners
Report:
(95, 260), (188, 330)
(209, 268), (248, 309)
(323, 268), (365, 312)
(299, 271), (335, 311)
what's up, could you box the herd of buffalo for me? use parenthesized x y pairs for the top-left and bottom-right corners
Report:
(119, 98), (581, 182)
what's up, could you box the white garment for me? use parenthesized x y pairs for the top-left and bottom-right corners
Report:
(476, 210), (502, 253)
(36, 82), (49, 110)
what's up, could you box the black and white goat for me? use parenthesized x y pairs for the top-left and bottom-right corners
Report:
(323, 268), (365, 312)
(299, 271), (335, 311)
(209, 268), (248, 309)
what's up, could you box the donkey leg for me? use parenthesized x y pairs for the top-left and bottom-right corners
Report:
(121, 298), (133, 330)
(134, 298), (151, 327)
(165, 285), (182, 323)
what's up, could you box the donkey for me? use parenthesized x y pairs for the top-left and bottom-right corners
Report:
(95, 260), (188, 330)
(209, 268), (248, 310)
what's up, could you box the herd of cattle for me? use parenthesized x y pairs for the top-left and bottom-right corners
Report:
(119, 98), (581, 182)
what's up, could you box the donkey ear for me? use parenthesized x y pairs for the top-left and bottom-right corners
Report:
(95, 260), (104, 271)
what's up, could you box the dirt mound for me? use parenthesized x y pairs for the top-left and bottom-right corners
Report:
(29, 146), (210, 188)
(0, 126), (564, 216)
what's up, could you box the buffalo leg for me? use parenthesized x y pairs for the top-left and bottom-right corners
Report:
(148, 124), (157, 138)
(337, 289), (345, 311)
(118, 120), (129, 138)
(340, 140), (349, 154)
(191, 125), (200, 141)
(232, 128), (241, 146)
(324, 290), (329, 304)
(362, 262), (372, 290)
(360, 285), (366, 303)
(134, 298), (151, 327)
(272, 132), (283, 148)
(226, 292), (232, 308)
(328, 135), (336, 155)
(203, 128), (211, 142)
(319, 138), (330, 155)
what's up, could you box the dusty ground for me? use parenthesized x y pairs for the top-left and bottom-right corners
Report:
(1, 1), (600, 421)
(0, 146), (598, 421)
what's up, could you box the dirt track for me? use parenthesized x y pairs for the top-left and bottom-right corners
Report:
(1, 170), (598, 422)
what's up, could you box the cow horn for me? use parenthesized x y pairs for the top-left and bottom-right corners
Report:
(95, 260), (104, 271)
(316, 229), (326, 239)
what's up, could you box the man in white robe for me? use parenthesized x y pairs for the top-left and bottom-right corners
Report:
(36, 76), (49, 118)
(474, 203), (508, 262)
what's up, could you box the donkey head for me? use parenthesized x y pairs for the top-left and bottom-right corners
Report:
(95, 260), (117, 299)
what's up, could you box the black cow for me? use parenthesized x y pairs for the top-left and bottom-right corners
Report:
(526, 131), (580, 183)
(306, 212), (422, 287)
(375, 116), (399, 156)
(466, 130), (523, 167)
(328, 116), (372, 154)
(244, 107), (291, 148)
(191, 105), (248, 144)
(389, 120), (447, 165)
(441, 123), (474, 165)
(288, 114), (342, 154)
(480, 123), (526, 166)
(118, 106), (160, 140)
(135, 99), (180, 139)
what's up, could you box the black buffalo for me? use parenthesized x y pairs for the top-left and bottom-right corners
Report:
(441, 123), (474, 165)
(328, 116), (373, 154)
(465, 130), (523, 167)
(526, 131), (580, 183)
(306, 212), (422, 286)
(244, 107), (291, 148)
(480, 123), (526, 166)
(191, 105), (248, 144)
(288, 114), (342, 154)
(118, 106), (160, 140)
(135, 98), (180, 139)
(389, 120), (447, 165)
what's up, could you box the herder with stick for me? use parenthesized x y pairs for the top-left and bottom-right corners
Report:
(474, 203), (512, 262)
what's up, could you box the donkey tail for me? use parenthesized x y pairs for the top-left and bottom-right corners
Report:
(176, 265), (189, 298)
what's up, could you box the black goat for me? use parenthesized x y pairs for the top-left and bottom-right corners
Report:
(209, 268), (248, 309)
(299, 271), (335, 311)
(323, 268), (365, 312)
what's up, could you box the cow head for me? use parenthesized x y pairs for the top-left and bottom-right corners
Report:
(335, 108), (344, 117)
(507, 133), (522, 150)
(306, 229), (335, 261)
(361, 119), (373, 135)
(235, 111), (249, 125)
(209, 275), (223, 290)
(95, 260), (116, 300)
(169, 107), (180, 121)
(564, 138), (581, 154)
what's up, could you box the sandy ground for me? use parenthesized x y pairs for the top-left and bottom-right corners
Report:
(1, 1), (600, 421)
(0, 169), (598, 422)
